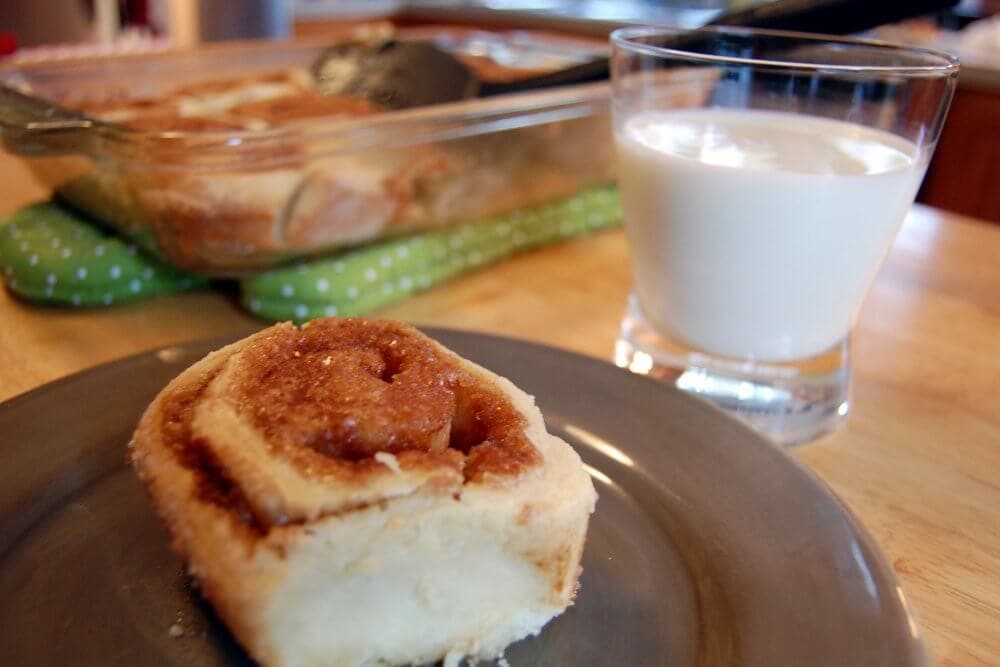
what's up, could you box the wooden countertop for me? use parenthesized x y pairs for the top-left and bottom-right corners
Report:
(1, 152), (998, 666)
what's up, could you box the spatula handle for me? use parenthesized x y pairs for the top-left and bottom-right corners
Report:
(479, 0), (958, 96)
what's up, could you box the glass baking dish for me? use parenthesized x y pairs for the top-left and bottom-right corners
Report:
(0, 34), (613, 275)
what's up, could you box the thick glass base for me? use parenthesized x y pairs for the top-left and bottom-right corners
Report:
(615, 294), (849, 446)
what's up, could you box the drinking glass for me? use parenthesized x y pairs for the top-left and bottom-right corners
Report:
(610, 27), (958, 445)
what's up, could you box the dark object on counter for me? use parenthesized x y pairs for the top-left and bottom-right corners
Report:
(313, 0), (959, 108)
(714, 0), (961, 34)
(484, 0), (962, 95)
(198, 0), (290, 42)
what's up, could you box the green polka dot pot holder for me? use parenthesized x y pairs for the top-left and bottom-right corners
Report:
(0, 187), (620, 318)
(241, 186), (621, 322)
(0, 203), (205, 306)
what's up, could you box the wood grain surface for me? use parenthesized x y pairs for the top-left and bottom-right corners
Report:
(1, 151), (998, 666)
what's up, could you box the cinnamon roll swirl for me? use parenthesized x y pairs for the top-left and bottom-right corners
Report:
(130, 318), (597, 667)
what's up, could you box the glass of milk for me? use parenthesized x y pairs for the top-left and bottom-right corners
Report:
(610, 27), (959, 445)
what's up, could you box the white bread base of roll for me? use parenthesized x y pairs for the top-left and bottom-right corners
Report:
(258, 461), (592, 667)
(131, 327), (596, 667)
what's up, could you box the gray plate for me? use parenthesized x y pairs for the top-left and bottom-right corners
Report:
(0, 328), (929, 666)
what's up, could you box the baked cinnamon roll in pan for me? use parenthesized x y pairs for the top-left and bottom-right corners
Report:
(130, 318), (597, 666)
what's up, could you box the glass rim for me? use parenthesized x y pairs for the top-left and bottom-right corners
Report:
(610, 25), (960, 77)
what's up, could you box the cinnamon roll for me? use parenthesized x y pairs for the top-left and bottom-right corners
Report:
(130, 318), (597, 666)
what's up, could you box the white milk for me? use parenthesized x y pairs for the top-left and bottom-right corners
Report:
(616, 108), (926, 361)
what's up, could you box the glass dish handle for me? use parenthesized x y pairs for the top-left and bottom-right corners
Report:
(0, 85), (102, 157)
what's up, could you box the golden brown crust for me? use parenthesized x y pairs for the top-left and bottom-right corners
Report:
(67, 60), (536, 131)
(66, 69), (376, 133)
(114, 112), (254, 133)
(140, 319), (541, 531)
(130, 343), (280, 659)
(167, 70), (306, 99)
(229, 92), (380, 124)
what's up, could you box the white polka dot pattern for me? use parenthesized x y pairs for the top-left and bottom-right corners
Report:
(0, 190), (620, 318)
(0, 203), (205, 306)
(241, 186), (621, 322)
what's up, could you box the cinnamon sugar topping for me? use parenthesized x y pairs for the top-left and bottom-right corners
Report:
(157, 319), (540, 526)
(233, 319), (539, 481)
